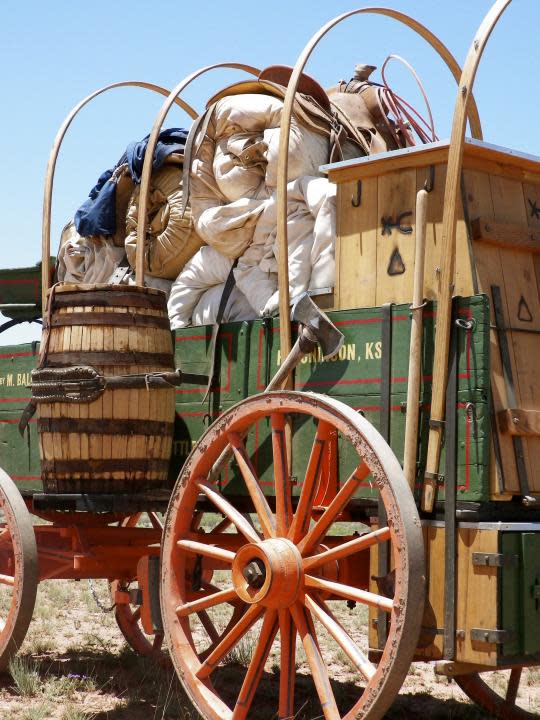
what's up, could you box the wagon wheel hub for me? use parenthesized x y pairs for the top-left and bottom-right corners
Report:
(232, 538), (303, 608)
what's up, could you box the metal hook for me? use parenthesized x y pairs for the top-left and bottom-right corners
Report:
(351, 180), (362, 207)
(424, 165), (435, 193)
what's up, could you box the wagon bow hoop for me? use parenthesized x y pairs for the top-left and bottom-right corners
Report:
(275, 5), (484, 371)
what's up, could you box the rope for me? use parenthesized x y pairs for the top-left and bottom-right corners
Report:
(379, 54), (438, 145)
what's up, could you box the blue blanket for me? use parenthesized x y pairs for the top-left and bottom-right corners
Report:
(74, 128), (188, 237)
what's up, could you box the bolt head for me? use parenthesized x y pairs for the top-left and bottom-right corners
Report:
(243, 559), (266, 589)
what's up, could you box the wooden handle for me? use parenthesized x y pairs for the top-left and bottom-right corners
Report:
(403, 186), (429, 490)
(276, 6), (484, 388)
(134, 62), (261, 286)
(41, 80), (198, 310)
(421, 0), (512, 513)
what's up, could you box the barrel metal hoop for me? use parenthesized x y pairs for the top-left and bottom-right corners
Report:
(41, 459), (170, 474)
(46, 312), (171, 330)
(38, 418), (174, 436)
(52, 291), (167, 311)
(45, 351), (174, 368)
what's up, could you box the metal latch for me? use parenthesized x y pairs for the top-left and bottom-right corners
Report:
(472, 552), (519, 568)
(471, 628), (515, 644)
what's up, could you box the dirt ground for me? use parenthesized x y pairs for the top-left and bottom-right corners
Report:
(0, 578), (538, 720)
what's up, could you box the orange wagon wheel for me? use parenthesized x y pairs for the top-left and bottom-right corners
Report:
(455, 669), (539, 719)
(0, 469), (38, 670)
(161, 391), (425, 720)
(110, 512), (170, 665)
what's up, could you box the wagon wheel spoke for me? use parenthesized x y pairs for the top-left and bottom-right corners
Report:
(212, 516), (233, 534)
(197, 481), (260, 543)
(305, 574), (393, 612)
(270, 413), (292, 536)
(176, 587), (237, 617)
(131, 607), (141, 624)
(197, 610), (220, 645)
(176, 539), (235, 564)
(506, 667), (522, 705)
(196, 604), (265, 679)
(290, 602), (340, 720)
(298, 463), (370, 556)
(148, 512), (163, 530)
(191, 512), (204, 531)
(0, 574), (15, 587)
(232, 609), (279, 720)
(278, 608), (296, 719)
(303, 526), (391, 571)
(305, 595), (375, 681)
(228, 432), (276, 539)
(288, 420), (332, 543)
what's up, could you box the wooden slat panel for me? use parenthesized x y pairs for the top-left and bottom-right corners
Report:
(490, 175), (540, 495)
(472, 216), (540, 254)
(455, 528), (498, 666)
(375, 169), (416, 305)
(415, 525), (445, 660)
(336, 178), (378, 309)
(463, 169), (519, 494)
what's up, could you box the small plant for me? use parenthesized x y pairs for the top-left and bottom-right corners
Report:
(60, 705), (97, 720)
(9, 655), (42, 697)
(225, 635), (255, 666)
(20, 702), (52, 720)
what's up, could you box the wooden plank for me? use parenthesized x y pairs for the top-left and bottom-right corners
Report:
(415, 165), (443, 301)
(375, 168), (416, 305)
(335, 178), (378, 309)
(490, 174), (540, 495)
(498, 409), (540, 436)
(415, 164), (474, 300)
(523, 182), (540, 294)
(462, 169), (519, 494)
(327, 140), (540, 189)
(328, 146), (450, 184)
(455, 528), (498, 666)
(415, 525), (444, 660)
(472, 216), (540, 254)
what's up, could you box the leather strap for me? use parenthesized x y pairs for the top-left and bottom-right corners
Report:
(202, 260), (238, 403)
(181, 104), (217, 218)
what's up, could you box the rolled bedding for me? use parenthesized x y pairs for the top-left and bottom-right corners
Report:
(56, 221), (125, 284)
(125, 163), (203, 280)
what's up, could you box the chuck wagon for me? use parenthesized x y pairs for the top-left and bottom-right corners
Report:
(1, 1), (540, 718)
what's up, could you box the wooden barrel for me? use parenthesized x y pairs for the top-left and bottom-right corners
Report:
(37, 284), (175, 494)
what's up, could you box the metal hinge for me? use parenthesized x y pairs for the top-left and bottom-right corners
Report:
(472, 552), (519, 568)
(470, 628), (516, 644)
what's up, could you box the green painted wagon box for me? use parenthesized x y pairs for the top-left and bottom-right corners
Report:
(0, 343), (41, 490)
(294, 295), (490, 398)
(174, 320), (252, 405)
(501, 530), (540, 658)
(0, 262), (52, 319)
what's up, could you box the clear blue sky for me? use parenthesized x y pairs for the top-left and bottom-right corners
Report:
(0, 0), (536, 343)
